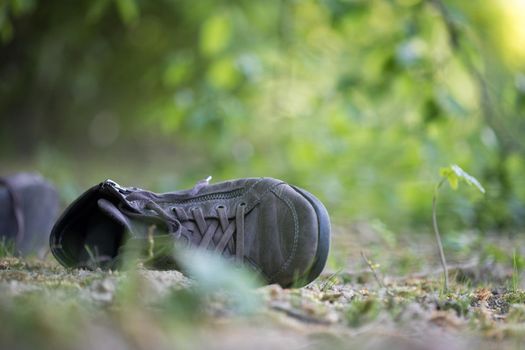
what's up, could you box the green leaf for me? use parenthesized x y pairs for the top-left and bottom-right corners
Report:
(176, 248), (262, 313)
(11, 0), (36, 16)
(207, 56), (239, 89)
(448, 173), (459, 190)
(450, 164), (486, 193)
(163, 54), (192, 88)
(440, 164), (485, 193)
(0, 11), (13, 43)
(439, 167), (452, 178)
(115, 0), (139, 24)
(86, 0), (111, 23)
(200, 14), (231, 56)
(439, 166), (458, 190)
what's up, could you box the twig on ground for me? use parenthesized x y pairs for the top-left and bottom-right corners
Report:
(269, 304), (333, 325)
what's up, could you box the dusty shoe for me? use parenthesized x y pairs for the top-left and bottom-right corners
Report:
(0, 173), (60, 256)
(50, 177), (330, 287)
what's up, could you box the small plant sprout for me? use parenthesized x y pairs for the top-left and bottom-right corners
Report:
(512, 249), (521, 292)
(433, 164), (486, 292)
(360, 251), (385, 289)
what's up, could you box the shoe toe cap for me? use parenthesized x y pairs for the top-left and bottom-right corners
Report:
(249, 182), (327, 287)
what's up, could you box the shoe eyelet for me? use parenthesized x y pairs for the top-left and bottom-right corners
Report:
(239, 202), (246, 207)
(215, 205), (226, 210)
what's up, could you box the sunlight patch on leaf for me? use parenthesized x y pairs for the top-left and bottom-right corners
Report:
(440, 164), (485, 193)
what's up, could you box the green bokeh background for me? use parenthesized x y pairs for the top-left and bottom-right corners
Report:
(1, 0), (525, 232)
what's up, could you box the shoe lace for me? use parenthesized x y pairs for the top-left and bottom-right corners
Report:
(141, 180), (246, 263)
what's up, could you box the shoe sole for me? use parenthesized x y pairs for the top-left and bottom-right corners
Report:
(291, 185), (331, 285)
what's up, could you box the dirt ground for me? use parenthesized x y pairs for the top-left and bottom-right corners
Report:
(1, 225), (525, 350)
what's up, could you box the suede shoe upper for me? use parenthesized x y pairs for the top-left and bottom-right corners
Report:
(50, 177), (330, 287)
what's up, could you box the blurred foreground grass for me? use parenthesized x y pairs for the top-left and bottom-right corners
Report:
(2, 227), (525, 350)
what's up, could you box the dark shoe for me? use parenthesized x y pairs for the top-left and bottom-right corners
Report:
(50, 177), (330, 287)
(0, 173), (60, 256)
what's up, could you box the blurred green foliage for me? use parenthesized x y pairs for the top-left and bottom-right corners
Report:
(1, 0), (525, 231)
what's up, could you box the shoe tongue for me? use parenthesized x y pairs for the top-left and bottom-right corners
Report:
(97, 198), (148, 238)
